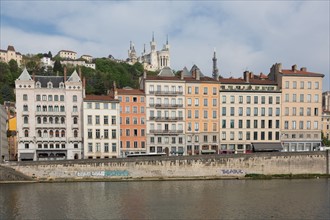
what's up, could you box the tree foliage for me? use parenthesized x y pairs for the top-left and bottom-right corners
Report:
(0, 61), (22, 103)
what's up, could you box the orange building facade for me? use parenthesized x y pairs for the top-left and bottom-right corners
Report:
(115, 87), (147, 156)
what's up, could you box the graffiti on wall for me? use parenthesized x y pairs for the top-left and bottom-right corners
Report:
(76, 170), (129, 177)
(221, 169), (245, 175)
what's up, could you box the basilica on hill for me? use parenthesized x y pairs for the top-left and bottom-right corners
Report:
(127, 33), (170, 71)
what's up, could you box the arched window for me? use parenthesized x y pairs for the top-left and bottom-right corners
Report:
(60, 106), (65, 112)
(43, 105), (47, 112)
(54, 106), (59, 112)
(55, 130), (59, 137)
(47, 82), (53, 88)
(49, 117), (53, 124)
(61, 117), (65, 124)
(61, 130), (65, 137)
(36, 81), (41, 88)
(49, 130), (54, 138)
(74, 130), (78, 138)
(55, 117), (59, 124)
(48, 105), (53, 112)
(37, 117), (41, 124)
(43, 117), (47, 124)
(59, 82), (64, 89)
(24, 116), (28, 124)
(43, 130), (48, 138)
(38, 130), (42, 137)
(23, 105), (28, 111)
(36, 105), (41, 112)
(73, 117), (78, 124)
(24, 130), (29, 137)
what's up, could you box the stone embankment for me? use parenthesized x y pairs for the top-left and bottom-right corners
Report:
(1, 151), (329, 183)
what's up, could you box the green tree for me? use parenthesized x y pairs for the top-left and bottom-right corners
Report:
(53, 59), (63, 75)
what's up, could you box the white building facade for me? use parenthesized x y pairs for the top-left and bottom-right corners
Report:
(15, 68), (84, 161)
(83, 95), (120, 159)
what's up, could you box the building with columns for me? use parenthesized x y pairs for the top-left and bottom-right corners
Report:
(269, 63), (324, 151)
(15, 68), (84, 161)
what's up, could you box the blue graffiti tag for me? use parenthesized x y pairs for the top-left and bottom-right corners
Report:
(221, 169), (245, 175)
(76, 170), (129, 177)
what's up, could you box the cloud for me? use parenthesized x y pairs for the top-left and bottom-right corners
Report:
(1, 1), (329, 90)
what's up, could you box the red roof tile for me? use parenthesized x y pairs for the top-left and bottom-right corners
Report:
(84, 95), (118, 102)
(281, 69), (324, 77)
(117, 89), (145, 95)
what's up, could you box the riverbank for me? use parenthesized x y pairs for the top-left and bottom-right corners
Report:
(1, 151), (329, 183)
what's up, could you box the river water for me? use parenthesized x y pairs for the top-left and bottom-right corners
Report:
(1, 179), (329, 220)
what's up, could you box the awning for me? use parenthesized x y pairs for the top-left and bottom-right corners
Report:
(20, 153), (34, 160)
(201, 150), (216, 154)
(252, 143), (283, 152)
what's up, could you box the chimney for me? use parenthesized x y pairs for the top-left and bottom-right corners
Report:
(196, 70), (200, 80)
(244, 71), (249, 83)
(300, 67), (307, 72)
(113, 81), (118, 98)
(181, 70), (184, 80)
(64, 66), (67, 81)
(292, 64), (297, 72)
(78, 67), (82, 79)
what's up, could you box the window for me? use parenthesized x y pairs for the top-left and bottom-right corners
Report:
(212, 110), (217, 119)
(230, 132), (234, 140)
(222, 132), (226, 140)
(104, 129), (109, 139)
(246, 107), (251, 116)
(126, 117), (130, 124)
(23, 94), (28, 101)
(254, 120), (258, 128)
(254, 96), (258, 104)
(299, 107), (304, 116)
(36, 95), (41, 101)
(314, 121), (318, 129)
(194, 98), (199, 106)
(300, 81), (304, 89)
(246, 120), (251, 128)
(222, 96), (226, 103)
(269, 97), (273, 104)
(203, 87), (208, 95)
(307, 108), (311, 116)
(203, 99), (208, 106)
(276, 96), (280, 104)
(96, 129), (100, 138)
(315, 82), (319, 89)
(195, 87), (199, 94)
(60, 95), (64, 101)
(23, 116), (28, 124)
(112, 143), (117, 152)
(23, 105), (28, 111)
(239, 96), (243, 104)
(268, 120), (272, 128)
(268, 107), (273, 116)
(292, 121), (296, 130)
(238, 120), (243, 129)
(188, 86), (192, 94)
(254, 107), (258, 116)
(246, 132), (250, 140)
(87, 115), (92, 124)
(126, 129), (130, 136)
(95, 116), (100, 124)
(222, 120), (226, 128)
(222, 107), (226, 116)
(230, 107), (235, 116)
(292, 107), (296, 116)
(276, 108), (280, 116)
(261, 96), (265, 104)
(104, 116), (109, 125)
(195, 110), (199, 119)
(300, 94), (304, 102)
(73, 95), (77, 102)
(203, 110), (208, 119)
(73, 105), (78, 112)
(230, 120), (235, 128)
(213, 87), (217, 95)
(246, 96), (251, 104)
(261, 107), (265, 116)
(285, 94), (289, 102)
(261, 120), (265, 128)
(187, 98), (192, 106)
(285, 81), (289, 89)
(238, 107), (243, 116)
(314, 94), (319, 103)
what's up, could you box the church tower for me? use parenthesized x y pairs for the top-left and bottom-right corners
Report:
(212, 49), (219, 80)
(150, 32), (156, 52)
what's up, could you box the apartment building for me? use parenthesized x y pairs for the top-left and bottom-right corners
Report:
(83, 95), (120, 159)
(15, 68), (84, 161)
(184, 66), (220, 155)
(140, 67), (185, 155)
(115, 86), (146, 157)
(269, 63), (324, 151)
(0, 45), (23, 66)
(219, 71), (282, 153)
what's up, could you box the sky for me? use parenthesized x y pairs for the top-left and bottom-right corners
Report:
(1, 1), (329, 91)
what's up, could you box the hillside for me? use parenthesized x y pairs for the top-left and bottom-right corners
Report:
(0, 58), (157, 103)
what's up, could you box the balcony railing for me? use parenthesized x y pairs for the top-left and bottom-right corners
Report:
(149, 116), (183, 121)
(35, 111), (66, 116)
(149, 91), (183, 96)
(149, 129), (184, 135)
(149, 103), (183, 108)
(35, 123), (67, 128)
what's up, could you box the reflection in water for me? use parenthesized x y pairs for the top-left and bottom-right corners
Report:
(1, 179), (329, 219)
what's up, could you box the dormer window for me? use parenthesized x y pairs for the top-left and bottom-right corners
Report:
(47, 81), (53, 88)
(59, 82), (64, 88)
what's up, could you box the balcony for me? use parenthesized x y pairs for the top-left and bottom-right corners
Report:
(149, 103), (183, 108)
(149, 91), (183, 96)
(149, 116), (183, 121)
(35, 123), (66, 129)
(149, 129), (183, 135)
(35, 111), (66, 116)
(71, 111), (79, 116)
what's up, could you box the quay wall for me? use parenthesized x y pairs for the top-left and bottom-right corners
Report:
(1, 151), (330, 182)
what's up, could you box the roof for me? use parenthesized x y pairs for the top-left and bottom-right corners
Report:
(190, 65), (204, 77)
(7, 45), (15, 51)
(182, 67), (191, 77)
(219, 78), (277, 85)
(185, 76), (219, 83)
(280, 69), (324, 77)
(66, 70), (81, 83)
(158, 67), (175, 77)
(84, 95), (118, 102)
(252, 143), (283, 152)
(59, 50), (77, 54)
(146, 75), (183, 81)
(117, 88), (145, 95)
(35, 76), (64, 88)
(17, 68), (32, 81)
